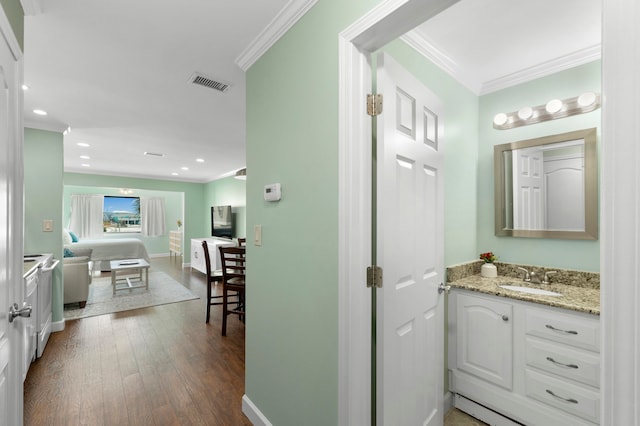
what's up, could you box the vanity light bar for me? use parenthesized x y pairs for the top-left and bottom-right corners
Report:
(493, 92), (601, 130)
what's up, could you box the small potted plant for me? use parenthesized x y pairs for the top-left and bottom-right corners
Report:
(177, 219), (182, 229)
(479, 251), (498, 278)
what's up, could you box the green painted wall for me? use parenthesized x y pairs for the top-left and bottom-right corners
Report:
(62, 185), (184, 256)
(64, 173), (207, 263)
(0, 0), (23, 51)
(204, 175), (246, 239)
(478, 61), (601, 272)
(24, 128), (64, 322)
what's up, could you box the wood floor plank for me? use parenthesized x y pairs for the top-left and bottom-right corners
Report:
(24, 256), (250, 425)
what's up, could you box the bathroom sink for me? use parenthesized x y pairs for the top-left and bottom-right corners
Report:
(499, 285), (562, 297)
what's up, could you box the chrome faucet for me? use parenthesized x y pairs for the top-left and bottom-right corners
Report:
(517, 267), (557, 284)
(542, 271), (557, 284)
(517, 267), (531, 282)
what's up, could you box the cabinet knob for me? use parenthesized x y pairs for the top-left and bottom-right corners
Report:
(502, 315), (509, 322)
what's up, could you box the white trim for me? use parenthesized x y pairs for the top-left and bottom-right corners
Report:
(51, 318), (65, 332)
(23, 120), (67, 133)
(400, 30), (476, 93)
(235, 0), (318, 71)
(480, 44), (601, 95)
(601, 1), (640, 424)
(241, 394), (273, 426)
(338, 1), (459, 424)
(400, 29), (601, 96)
(20, 0), (42, 16)
(0, 1), (22, 61)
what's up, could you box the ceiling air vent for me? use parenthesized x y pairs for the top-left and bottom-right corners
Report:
(144, 151), (165, 157)
(189, 72), (232, 93)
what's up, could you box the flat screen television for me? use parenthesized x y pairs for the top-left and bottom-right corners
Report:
(211, 205), (233, 239)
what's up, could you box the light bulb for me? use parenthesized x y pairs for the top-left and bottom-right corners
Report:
(517, 106), (533, 120)
(577, 92), (596, 108)
(493, 113), (508, 126)
(545, 99), (563, 114)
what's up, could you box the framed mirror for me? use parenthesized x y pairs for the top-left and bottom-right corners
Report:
(494, 127), (598, 240)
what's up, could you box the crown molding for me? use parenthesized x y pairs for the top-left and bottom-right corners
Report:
(400, 30), (479, 93)
(24, 119), (67, 133)
(480, 44), (601, 95)
(401, 29), (602, 96)
(20, 0), (42, 16)
(235, 0), (318, 71)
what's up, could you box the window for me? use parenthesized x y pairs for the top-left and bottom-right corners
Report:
(103, 196), (141, 233)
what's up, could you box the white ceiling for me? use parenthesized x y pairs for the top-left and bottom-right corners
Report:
(22, 0), (601, 183)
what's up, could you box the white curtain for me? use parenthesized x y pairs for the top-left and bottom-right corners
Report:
(69, 194), (104, 239)
(140, 197), (166, 237)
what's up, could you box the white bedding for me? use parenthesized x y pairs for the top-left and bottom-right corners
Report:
(65, 238), (151, 263)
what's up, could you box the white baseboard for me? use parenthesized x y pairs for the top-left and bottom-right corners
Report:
(52, 318), (65, 332)
(443, 391), (453, 414)
(242, 394), (272, 426)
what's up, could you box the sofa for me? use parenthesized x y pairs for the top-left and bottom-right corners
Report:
(63, 248), (93, 308)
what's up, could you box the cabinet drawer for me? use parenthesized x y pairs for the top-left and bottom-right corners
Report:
(525, 337), (600, 388)
(525, 308), (600, 352)
(525, 369), (599, 424)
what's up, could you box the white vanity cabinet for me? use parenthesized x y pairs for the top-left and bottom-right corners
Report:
(449, 289), (600, 426)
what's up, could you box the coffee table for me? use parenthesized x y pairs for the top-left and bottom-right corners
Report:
(110, 259), (150, 295)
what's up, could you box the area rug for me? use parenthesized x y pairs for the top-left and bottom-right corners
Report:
(64, 271), (199, 320)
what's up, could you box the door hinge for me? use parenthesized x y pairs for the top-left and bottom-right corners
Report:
(367, 94), (383, 116)
(367, 265), (383, 288)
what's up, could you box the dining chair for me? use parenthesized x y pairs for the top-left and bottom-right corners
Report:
(219, 246), (246, 336)
(202, 240), (239, 323)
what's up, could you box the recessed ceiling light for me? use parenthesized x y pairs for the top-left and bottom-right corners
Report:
(80, 155), (90, 160)
(181, 167), (189, 171)
(77, 142), (90, 147)
(196, 158), (205, 163)
(81, 164), (90, 167)
(171, 172), (179, 176)
(33, 109), (47, 116)
(22, 84), (29, 90)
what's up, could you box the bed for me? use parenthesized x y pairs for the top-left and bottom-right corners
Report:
(64, 238), (151, 271)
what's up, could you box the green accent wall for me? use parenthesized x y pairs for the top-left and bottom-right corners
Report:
(24, 128), (64, 322)
(478, 61), (601, 272)
(204, 176), (247, 239)
(63, 173), (208, 263)
(0, 0), (23, 51)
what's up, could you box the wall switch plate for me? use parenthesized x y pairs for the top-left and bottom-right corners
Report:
(42, 220), (53, 232)
(254, 224), (262, 246)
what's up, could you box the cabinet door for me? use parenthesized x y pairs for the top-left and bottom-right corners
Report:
(457, 293), (513, 390)
(191, 240), (205, 273)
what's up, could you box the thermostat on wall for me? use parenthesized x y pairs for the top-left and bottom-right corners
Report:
(264, 183), (281, 202)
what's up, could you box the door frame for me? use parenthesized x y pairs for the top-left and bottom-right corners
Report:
(338, 0), (639, 425)
(337, 1), (459, 424)
(0, 3), (24, 424)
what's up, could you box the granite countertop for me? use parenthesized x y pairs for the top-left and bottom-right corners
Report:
(449, 274), (600, 316)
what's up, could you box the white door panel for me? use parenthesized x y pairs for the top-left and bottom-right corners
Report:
(0, 9), (25, 424)
(377, 53), (444, 426)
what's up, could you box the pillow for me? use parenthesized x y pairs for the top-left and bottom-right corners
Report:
(63, 248), (74, 257)
(69, 230), (79, 243)
(62, 229), (72, 245)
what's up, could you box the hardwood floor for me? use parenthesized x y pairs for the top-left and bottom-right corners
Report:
(24, 256), (250, 426)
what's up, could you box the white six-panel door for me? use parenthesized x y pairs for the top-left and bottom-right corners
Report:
(376, 52), (445, 426)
